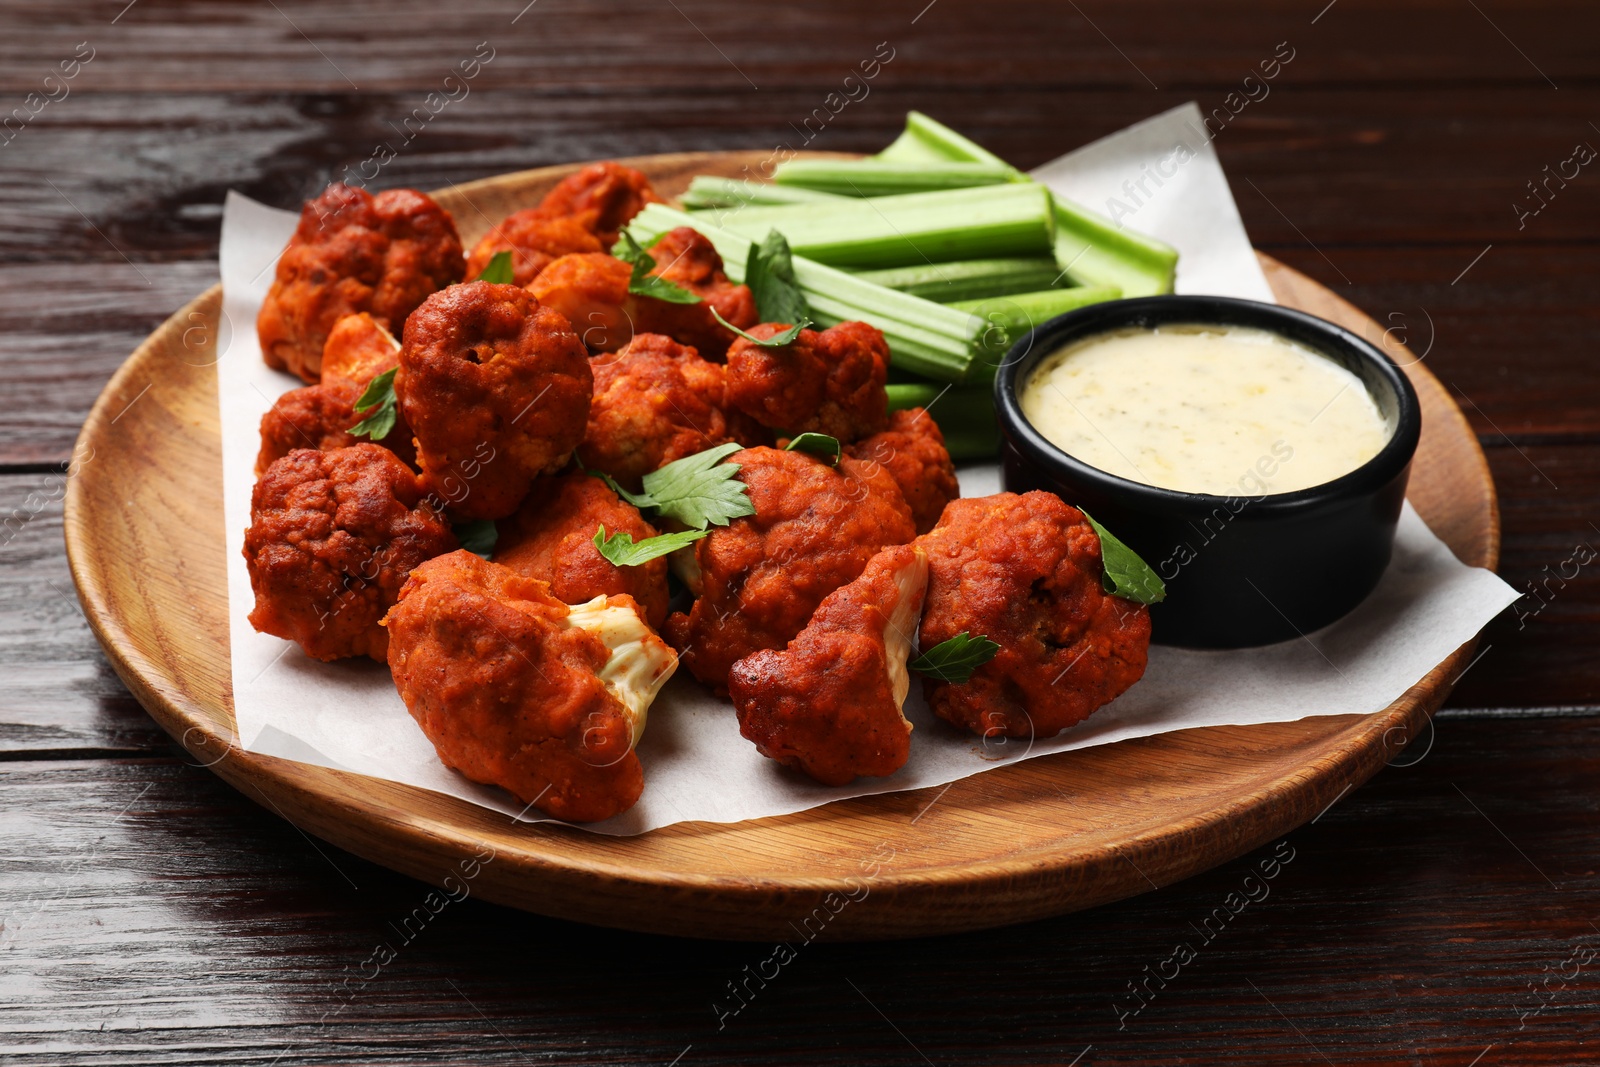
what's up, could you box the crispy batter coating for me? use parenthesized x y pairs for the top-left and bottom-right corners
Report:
(495, 471), (670, 630)
(535, 161), (661, 247)
(917, 492), (1151, 740)
(244, 444), (457, 662)
(397, 281), (593, 521)
(257, 314), (416, 474)
(846, 407), (960, 534)
(464, 211), (603, 287)
(257, 184), (464, 382)
(385, 551), (654, 822)
(320, 312), (402, 391)
(731, 543), (928, 785)
(578, 332), (768, 490)
(526, 252), (635, 352)
(726, 320), (890, 441)
(664, 447), (916, 691)
(633, 227), (758, 359)
(528, 229), (757, 357)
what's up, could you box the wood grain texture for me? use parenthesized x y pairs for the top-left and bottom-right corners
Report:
(3, 715), (1596, 1065)
(59, 152), (1496, 941)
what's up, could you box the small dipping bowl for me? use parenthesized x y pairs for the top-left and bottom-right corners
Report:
(994, 295), (1421, 648)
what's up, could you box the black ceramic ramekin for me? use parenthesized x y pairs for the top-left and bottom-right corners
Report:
(994, 295), (1422, 648)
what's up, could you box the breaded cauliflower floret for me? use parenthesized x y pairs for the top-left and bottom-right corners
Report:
(464, 211), (603, 288)
(397, 281), (593, 521)
(385, 551), (677, 822)
(495, 471), (671, 630)
(535, 161), (661, 248)
(255, 314), (413, 474)
(243, 444), (457, 662)
(529, 229), (757, 358)
(917, 492), (1151, 740)
(725, 319), (890, 442)
(731, 543), (928, 785)
(663, 447), (916, 692)
(579, 333), (768, 491)
(257, 184), (464, 382)
(846, 406), (959, 534)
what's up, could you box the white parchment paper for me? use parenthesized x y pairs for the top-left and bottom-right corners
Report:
(219, 106), (1519, 835)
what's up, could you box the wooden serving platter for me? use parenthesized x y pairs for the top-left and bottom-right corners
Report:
(63, 152), (1498, 941)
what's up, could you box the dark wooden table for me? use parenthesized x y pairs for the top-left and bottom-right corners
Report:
(5, 1), (1598, 1062)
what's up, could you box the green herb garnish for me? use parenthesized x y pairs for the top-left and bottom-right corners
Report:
(476, 250), (514, 284)
(347, 368), (398, 439)
(589, 443), (755, 530)
(783, 432), (840, 465)
(1082, 510), (1166, 604)
(745, 229), (811, 323)
(593, 525), (708, 567)
(612, 230), (702, 304)
(710, 306), (810, 347)
(909, 632), (1000, 683)
(454, 519), (498, 560)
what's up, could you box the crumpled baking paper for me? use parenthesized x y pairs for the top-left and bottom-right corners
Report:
(217, 104), (1519, 834)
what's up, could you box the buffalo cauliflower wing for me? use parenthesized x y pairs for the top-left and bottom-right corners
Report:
(464, 211), (603, 288)
(495, 471), (671, 630)
(244, 444), (457, 662)
(578, 332), (767, 490)
(255, 313), (413, 474)
(725, 319), (890, 442)
(845, 406), (959, 534)
(663, 446), (916, 691)
(529, 228), (757, 357)
(535, 161), (661, 248)
(730, 543), (928, 785)
(397, 281), (593, 520)
(257, 184), (464, 382)
(384, 550), (677, 822)
(916, 491), (1151, 740)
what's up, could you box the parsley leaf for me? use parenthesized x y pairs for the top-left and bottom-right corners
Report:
(476, 250), (514, 284)
(1082, 510), (1166, 604)
(347, 368), (398, 440)
(587, 469), (656, 511)
(453, 519), (498, 560)
(710, 306), (811, 347)
(746, 229), (811, 323)
(613, 230), (702, 304)
(593, 525), (708, 567)
(783, 432), (840, 465)
(909, 632), (1000, 684)
(638, 442), (755, 529)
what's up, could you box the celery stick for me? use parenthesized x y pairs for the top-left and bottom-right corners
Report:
(885, 382), (1000, 460)
(876, 111), (1024, 178)
(876, 111), (1179, 296)
(677, 176), (846, 210)
(853, 257), (1064, 303)
(772, 159), (1016, 197)
(950, 286), (1122, 380)
(713, 184), (1056, 269)
(629, 202), (989, 382)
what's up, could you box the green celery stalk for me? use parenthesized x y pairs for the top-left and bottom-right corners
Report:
(772, 159), (1017, 197)
(885, 381), (1000, 460)
(712, 184), (1057, 270)
(950, 286), (1122, 380)
(628, 202), (991, 382)
(876, 111), (1024, 177)
(1051, 198), (1179, 297)
(677, 176), (846, 210)
(877, 111), (1179, 296)
(853, 257), (1064, 303)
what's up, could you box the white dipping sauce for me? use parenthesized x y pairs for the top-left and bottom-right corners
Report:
(1019, 325), (1390, 496)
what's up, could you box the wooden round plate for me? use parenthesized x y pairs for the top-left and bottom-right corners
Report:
(65, 152), (1498, 941)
